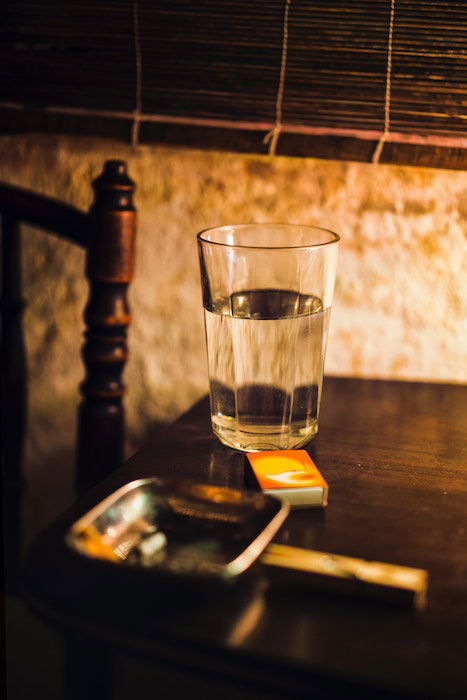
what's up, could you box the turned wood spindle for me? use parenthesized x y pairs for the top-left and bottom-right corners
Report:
(77, 160), (136, 492)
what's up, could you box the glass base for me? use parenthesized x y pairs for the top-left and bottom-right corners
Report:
(211, 415), (318, 452)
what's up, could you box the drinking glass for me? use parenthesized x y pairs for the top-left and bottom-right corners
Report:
(197, 224), (339, 452)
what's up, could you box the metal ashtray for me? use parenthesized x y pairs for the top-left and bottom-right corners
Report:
(67, 478), (289, 583)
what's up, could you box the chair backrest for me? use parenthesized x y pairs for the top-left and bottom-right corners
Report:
(0, 160), (137, 495)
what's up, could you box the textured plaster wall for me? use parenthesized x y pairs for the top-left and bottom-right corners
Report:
(1, 134), (466, 466)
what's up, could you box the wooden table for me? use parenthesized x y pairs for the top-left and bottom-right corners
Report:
(23, 377), (467, 699)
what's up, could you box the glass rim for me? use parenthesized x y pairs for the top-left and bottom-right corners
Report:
(197, 223), (340, 250)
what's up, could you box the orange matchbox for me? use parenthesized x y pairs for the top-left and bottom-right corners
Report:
(246, 450), (328, 508)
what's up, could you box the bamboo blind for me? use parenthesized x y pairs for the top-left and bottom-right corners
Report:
(1, 0), (466, 168)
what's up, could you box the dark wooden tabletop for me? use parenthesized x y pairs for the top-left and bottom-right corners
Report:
(23, 377), (467, 700)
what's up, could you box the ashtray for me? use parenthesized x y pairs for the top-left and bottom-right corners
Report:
(67, 477), (289, 584)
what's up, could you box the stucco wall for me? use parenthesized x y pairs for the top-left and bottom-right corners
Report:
(1, 134), (466, 466)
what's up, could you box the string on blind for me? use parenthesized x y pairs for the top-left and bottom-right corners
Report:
(131, 0), (142, 147)
(372, 0), (396, 164)
(263, 0), (291, 157)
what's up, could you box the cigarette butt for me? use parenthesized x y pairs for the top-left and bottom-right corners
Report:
(75, 524), (119, 562)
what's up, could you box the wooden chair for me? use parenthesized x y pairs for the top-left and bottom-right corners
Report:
(0, 160), (137, 500)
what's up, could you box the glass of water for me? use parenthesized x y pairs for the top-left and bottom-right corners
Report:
(197, 224), (339, 452)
